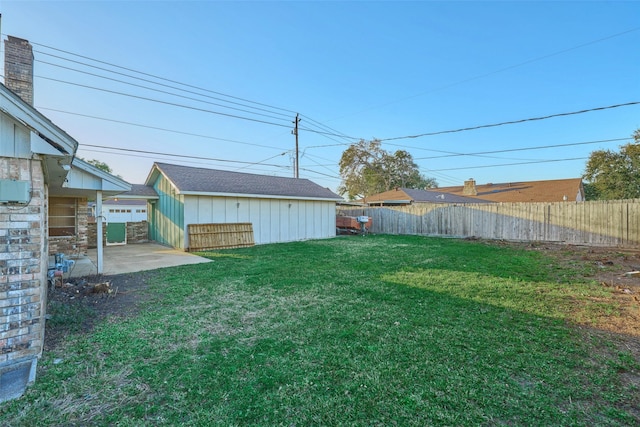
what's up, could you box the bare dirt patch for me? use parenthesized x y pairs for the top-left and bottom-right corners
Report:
(515, 241), (640, 337)
(44, 271), (158, 351)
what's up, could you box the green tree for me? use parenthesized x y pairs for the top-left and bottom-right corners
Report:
(84, 158), (114, 174)
(583, 130), (640, 200)
(81, 158), (124, 179)
(338, 139), (437, 200)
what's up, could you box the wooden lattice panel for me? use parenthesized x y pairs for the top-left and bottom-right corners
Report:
(188, 223), (255, 251)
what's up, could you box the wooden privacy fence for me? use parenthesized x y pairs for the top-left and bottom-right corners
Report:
(338, 199), (640, 248)
(188, 223), (255, 251)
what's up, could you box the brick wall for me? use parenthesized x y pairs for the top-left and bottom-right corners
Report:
(0, 156), (46, 402)
(4, 36), (34, 106)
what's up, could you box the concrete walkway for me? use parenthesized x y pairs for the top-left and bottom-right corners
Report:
(65, 243), (212, 278)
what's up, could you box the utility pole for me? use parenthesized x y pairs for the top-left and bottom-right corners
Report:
(292, 113), (300, 178)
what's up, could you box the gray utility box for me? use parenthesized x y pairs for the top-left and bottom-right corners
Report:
(0, 179), (30, 203)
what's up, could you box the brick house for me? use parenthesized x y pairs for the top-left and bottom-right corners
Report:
(0, 36), (130, 402)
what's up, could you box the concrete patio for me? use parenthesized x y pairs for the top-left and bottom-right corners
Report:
(61, 243), (212, 278)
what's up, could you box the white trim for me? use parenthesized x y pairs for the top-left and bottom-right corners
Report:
(0, 84), (78, 155)
(71, 158), (130, 190)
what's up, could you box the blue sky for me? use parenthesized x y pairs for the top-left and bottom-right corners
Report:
(1, 1), (638, 194)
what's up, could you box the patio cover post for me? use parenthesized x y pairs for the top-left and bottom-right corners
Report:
(96, 190), (103, 274)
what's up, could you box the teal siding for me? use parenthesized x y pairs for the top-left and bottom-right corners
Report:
(150, 174), (185, 250)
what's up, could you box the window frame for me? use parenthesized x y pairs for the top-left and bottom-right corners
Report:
(49, 197), (77, 237)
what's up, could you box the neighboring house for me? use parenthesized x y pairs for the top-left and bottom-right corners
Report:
(0, 36), (130, 402)
(436, 178), (585, 203)
(143, 162), (342, 250)
(363, 187), (494, 206)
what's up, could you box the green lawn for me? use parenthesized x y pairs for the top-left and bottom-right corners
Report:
(3, 235), (639, 426)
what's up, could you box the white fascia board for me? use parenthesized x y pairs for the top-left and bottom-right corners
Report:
(0, 84), (78, 155)
(143, 164), (180, 193)
(180, 191), (342, 202)
(143, 166), (161, 186)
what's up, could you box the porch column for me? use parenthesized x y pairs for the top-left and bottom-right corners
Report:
(96, 190), (103, 274)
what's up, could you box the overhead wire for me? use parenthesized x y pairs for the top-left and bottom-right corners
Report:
(380, 102), (640, 142)
(29, 41), (298, 115)
(35, 53), (293, 120)
(36, 74), (296, 129)
(317, 26), (640, 121)
(10, 36), (637, 184)
(79, 147), (290, 175)
(32, 43), (361, 143)
(429, 157), (588, 172)
(234, 151), (290, 172)
(80, 144), (291, 169)
(38, 107), (290, 151)
(413, 137), (632, 160)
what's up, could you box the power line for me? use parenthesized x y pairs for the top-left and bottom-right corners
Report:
(32, 45), (360, 142)
(35, 53), (292, 120)
(79, 147), (291, 175)
(234, 152), (289, 172)
(38, 107), (289, 151)
(29, 41), (297, 115)
(299, 113), (354, 143)
(298, 167), (342, 181)
(29, 38), (361, 145)
(380, 102), (640, 142)
(34, 74), (360, 139)
(36, 72), (361, 140)
(80, 144), (291, 169)
(413, 137), (632, 160)
(318, 26), (640, 121)
(36, 74), (295, 129)
(429, 157), (588, 172)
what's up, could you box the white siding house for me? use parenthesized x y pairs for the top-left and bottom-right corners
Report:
(144, 162), (342, 250)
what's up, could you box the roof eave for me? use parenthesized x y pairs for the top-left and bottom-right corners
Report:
(0, 83), (78, 155)
(180, 190), (342, 202)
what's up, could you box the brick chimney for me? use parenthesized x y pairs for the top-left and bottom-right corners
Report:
(4, 36), (34, 106)
(463, 178), (477, 196)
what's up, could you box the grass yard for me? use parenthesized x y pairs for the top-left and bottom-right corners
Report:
(2, 235), (639, 426)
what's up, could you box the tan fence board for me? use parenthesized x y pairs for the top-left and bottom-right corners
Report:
(339, 199), (640, 248)
(188, 223), (255, 251)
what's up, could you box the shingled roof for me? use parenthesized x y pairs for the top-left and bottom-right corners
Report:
(363, 187), (493, 205)
(146, 162), (342, 201)
(109, 183), (159, 199)
(437, 178), (585, 203)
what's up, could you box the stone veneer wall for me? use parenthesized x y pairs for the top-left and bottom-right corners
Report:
(0, 156), (46, 402)
(87, 221), (149, 248)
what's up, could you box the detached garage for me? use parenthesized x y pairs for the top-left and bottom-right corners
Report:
(145, 162), (342, 250)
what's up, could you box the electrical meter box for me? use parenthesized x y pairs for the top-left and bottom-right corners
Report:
(0, 179), (31, 203)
